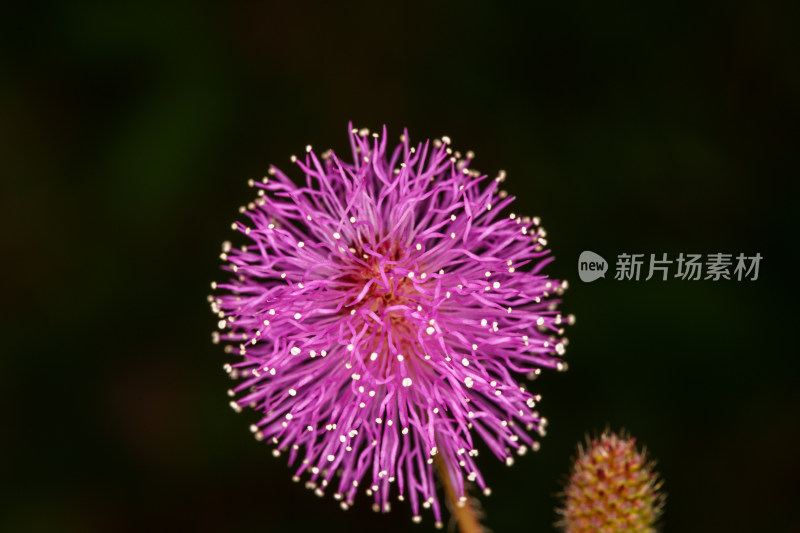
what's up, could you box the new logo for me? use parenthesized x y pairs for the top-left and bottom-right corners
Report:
(578, 251), (608, 282)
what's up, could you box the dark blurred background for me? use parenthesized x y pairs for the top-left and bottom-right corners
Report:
(2, 1), (798, 532)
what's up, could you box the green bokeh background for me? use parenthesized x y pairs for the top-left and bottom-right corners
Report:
(2, 2), (798, 532)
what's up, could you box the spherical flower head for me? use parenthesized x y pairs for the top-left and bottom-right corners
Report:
(211, 124), (572, 525)
(558, 431), (664, 533)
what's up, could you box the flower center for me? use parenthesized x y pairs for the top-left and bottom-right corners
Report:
(338, 239), (429, 373)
